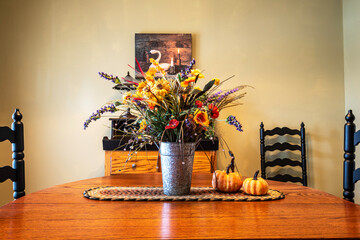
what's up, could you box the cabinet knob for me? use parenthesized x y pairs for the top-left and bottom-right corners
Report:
(132, 163), (136, 169)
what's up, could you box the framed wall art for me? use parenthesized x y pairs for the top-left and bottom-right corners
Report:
(135, 33), (192, 79)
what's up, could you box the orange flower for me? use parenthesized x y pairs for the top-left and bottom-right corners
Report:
(194, 110), (209, 127)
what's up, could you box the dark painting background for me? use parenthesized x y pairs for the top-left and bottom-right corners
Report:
(135, 33), (192, 79)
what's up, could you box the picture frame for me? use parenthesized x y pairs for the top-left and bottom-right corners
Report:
(135, 33), (192, 79)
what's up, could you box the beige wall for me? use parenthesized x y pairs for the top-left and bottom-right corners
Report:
(0, 0), (345, 206)
(343, 0), (360, 203)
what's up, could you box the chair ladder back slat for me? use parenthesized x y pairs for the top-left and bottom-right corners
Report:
(0, 166), (16, 182)
(267, 174), (303, 184)
(264, 142), (302, 152)
(354, 168), (360, 184)
(0, 127), (15, 143)
(264, 127), (300, 136)
(265, 158), (302, 167)
(354, 130), (360, 147)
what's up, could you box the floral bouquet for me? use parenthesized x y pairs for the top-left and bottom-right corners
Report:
(84, 58), (248, 156)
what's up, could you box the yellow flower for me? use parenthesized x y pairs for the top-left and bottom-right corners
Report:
(137, 81), (147, 92)
(137, 81), (154, 99)
(145, 74), (155, 83)
(191, 69), (205, 78)
(181, 76), (196, 88)
(151, 78), (170, 100)
(131, 92), (142, 99)
(136, 81), (145, 97)
(149, 58), (157, 64)
(145, 68), (157, 83)
(139, 119), (147, 132)
(149, 58), (166, 76)
(194, 110), (210, 127)
(146, 67), (157, 76)
(194, 86), (202, 91)
(191, 69), (201, 75)
(214, 78), (220, 85)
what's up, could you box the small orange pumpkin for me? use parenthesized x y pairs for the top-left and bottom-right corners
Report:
(212, 170), (243, 193)
(242, 170), (269, 196)
(212, 152), (243, 193)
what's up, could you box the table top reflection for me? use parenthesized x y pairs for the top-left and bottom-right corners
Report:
(1, 173), (360, 239)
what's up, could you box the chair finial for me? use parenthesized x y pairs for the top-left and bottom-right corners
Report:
(12, 109), (22, 122)
(345, 110), (355, 123)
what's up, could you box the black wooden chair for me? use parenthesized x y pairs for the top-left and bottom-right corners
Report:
(343, 110), (360, 202)
(260, 122), (307, 186)
(0, 109), (25, 199)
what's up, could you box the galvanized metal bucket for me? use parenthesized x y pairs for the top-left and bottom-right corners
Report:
(160, 142), (196, 196)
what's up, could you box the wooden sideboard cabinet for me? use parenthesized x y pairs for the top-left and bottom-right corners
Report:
(103, 137), (218, 175)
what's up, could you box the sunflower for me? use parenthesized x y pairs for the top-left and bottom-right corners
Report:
(151, 78), (170, 100)
(137, 81), (154, 99)
(194, 110), (210, 127)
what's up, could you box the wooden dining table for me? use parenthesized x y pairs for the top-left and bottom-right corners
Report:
(1, 173), (360, 239)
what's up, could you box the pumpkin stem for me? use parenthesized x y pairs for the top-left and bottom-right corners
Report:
(225, 151), (237, 174)
(226, 164), (231, 174)
(253, 170), (260, 180)
(225, 150), (235, 173)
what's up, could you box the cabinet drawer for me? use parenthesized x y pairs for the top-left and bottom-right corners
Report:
(106, 151), (159, 174)
(105, 150), (216, 175)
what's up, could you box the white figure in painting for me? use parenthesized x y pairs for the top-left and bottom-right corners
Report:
(148, 50), (171, 72)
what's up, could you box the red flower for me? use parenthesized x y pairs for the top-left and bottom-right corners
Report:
(208, 104), (219, 119)
(165, 119), (179, 129)
(195, 100), (203, 108)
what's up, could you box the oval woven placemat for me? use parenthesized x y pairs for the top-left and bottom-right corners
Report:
(83, 186), (285, 201)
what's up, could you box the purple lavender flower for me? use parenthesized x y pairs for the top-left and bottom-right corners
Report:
(98, 72), (120, 84)
(204, 90), (223, 105)
(226, 115), (243, 132)
(181, 58), (196, 79)
(84, 104), (117, 129)
(214, 87), (240, 105)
